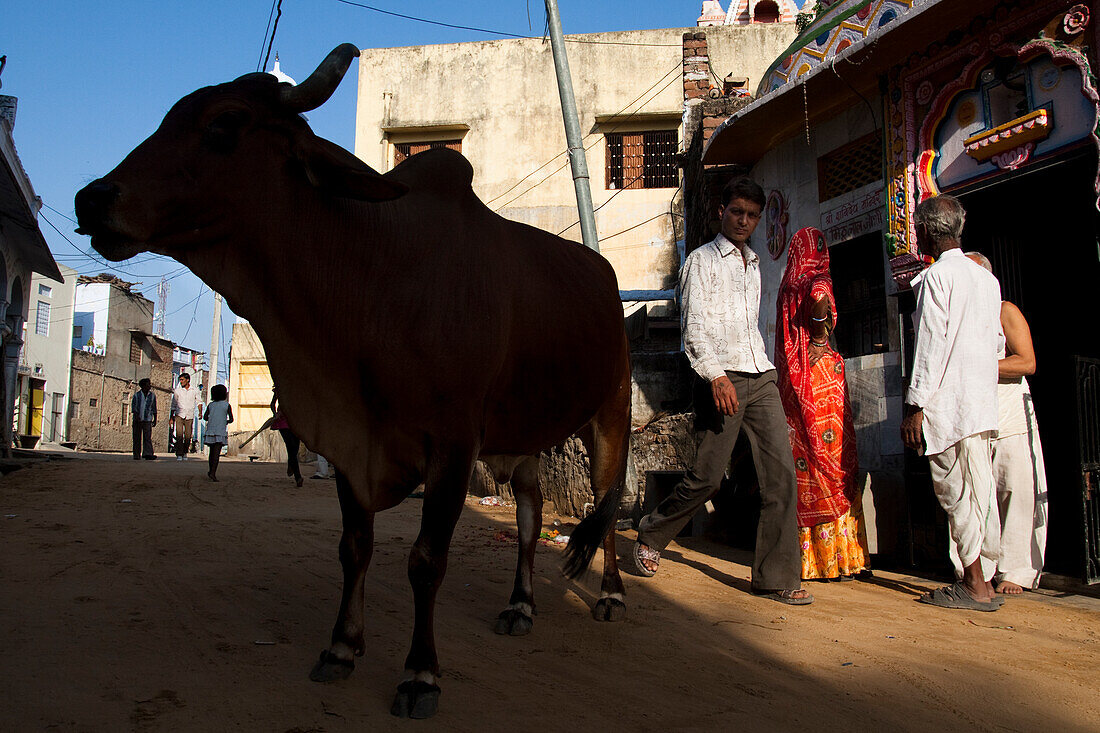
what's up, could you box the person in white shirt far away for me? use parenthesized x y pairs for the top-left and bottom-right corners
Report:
(901, 194), (1004, 612)
(171, 371), (203, 461)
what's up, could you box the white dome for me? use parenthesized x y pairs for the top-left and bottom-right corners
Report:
(268, 55), (296, 85)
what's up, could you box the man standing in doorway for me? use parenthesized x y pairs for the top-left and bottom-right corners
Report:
(632, 176), (811, 606)
(131, 378), (158, 460)
(902, 195), (1003, 611)
(171, 372), (201, 461)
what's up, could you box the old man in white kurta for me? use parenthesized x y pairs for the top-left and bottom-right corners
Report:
(901, 195), (1004, 611)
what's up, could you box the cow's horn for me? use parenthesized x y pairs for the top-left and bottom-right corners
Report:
(279, 43), (361, 113)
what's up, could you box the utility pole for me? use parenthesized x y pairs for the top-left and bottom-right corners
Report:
(206, 292), (222, 403)
(544, 0), (600, 253)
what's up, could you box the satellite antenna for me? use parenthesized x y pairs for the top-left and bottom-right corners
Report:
(155, 276), (169, 336)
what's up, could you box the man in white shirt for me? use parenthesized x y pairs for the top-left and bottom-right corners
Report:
(902, 195), (1003, 611)
(171, 372), (202, 461)
(632, 176), (811, 606)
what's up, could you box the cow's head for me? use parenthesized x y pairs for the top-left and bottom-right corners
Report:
(75, 43), (407, 262)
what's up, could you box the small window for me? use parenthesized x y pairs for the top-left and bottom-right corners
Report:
(817, 131), (883, 202)
(605, 130), (679, 190)
(38, 284), (52, 297)
(89, 398), (98, 408)
(35, 301), (50, 337)
(129, 334), (143, 364)
(70, 401), (80, 420)
(73, 325), (83, 340)
(394, 139), (462, 164)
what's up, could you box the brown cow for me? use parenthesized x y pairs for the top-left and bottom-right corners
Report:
(75, 44), (631, 719)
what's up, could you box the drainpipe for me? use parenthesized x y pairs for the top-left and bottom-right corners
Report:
(544, 0), (600, 253)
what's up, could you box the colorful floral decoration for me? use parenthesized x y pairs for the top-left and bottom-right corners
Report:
(764, 189), (790, 260)
(756, 0), (922, 96)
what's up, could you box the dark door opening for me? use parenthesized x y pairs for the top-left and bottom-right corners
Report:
(960, 150), (1100, 580)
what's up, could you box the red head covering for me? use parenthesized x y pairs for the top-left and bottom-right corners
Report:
(776, 227), (836, 460)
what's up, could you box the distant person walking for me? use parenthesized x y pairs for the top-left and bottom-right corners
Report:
(131, 378), (158, 460)
(170, 371), (202, 461)
(271, 387), (303, 487)
(902, 195), (1003, 611)
(203, 384), (233, 481)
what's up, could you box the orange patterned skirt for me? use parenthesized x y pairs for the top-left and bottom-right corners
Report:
(789, 353), (870, 579)
(799, 493), (871, 580)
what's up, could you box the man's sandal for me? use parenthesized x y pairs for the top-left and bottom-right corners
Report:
(632, 542), (660, 577)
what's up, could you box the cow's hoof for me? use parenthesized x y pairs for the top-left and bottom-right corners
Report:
(391, 680), (440, 719)
(592, 596), (627, 622)
(309, 650), (354, 682)
(494, 608), (534, 636)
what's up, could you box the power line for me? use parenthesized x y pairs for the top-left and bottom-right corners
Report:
(332, 0), (680, 46)
(494, 63), (684, 212)
(261, 0), (284, 74)
(256, 0), (279, 72)
(485, 60), (682, 208)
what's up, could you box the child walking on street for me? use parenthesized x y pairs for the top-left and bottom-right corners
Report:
(203, 384), (233, 481)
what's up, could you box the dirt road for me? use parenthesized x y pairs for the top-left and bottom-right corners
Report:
(1, 452), (1097, 732)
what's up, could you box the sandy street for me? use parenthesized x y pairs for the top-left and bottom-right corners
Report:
(1, 451), (1097, 732)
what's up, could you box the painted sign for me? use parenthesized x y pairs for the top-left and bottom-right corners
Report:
(821, 188), (885, 244)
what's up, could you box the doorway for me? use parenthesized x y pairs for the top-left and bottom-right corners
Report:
(960, 150), (1100, 580)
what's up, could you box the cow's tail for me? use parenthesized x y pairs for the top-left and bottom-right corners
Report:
(562, 473), (625, 580)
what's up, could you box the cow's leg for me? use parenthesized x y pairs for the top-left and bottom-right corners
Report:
(391, 446), (474, 719)
(310, 470), (374, 682)
(580, 385), (631, 622)
(495, 455), (541, 636)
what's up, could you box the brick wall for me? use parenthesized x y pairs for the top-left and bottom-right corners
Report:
(69, 349), (171, 453)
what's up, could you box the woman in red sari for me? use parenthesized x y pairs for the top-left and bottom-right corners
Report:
(775, 227), (870, 580)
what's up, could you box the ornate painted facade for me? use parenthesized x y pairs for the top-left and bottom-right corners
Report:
(698, 0), (801, 27)
(884, 1), (1099, 286)
(759, 0), (922, 96)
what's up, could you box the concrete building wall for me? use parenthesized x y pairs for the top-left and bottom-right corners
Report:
(69, 348), (172, 452)
(18, 264), (77, 442)
(73, 282), (109, 351)
(354, 23), (795, 294)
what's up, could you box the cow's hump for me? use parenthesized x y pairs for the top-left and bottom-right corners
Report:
(384, 148), (473, 194)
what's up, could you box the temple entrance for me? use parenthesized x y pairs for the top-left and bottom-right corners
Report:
(959, 150), (1100, 581)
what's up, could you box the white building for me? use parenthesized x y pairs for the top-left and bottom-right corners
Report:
(0, 94), (63, 452)
(16, 264), (77, 444)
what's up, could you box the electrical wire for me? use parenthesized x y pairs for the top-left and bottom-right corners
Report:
(332, 0), (680, 46)
(261, 0), (284, 74)
(486, 59), (683, 208)
(256, 0), (279, 72)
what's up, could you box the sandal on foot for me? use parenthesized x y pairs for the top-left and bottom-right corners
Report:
(754, 588), (814, 605)
(917, 581), (999, 612)
(632, 542), (660, 577)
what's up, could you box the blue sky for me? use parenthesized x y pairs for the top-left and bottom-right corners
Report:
(1, 1), (800, 374)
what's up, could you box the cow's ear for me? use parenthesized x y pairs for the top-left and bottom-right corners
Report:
(294, 135), (408, 201)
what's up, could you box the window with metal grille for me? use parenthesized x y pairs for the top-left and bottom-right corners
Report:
(817, 130), (883, 202)
(35, 301), (49, 337)
(129, 334), (142, 364)
(393, 139), (462, 165)
(605, 130), (679, 190)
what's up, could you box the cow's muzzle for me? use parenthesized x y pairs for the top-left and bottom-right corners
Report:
(74, 179), (141, 259)
(74, 179), (119, 236)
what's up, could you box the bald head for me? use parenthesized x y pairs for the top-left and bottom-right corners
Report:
(965, 251), (992, 272)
